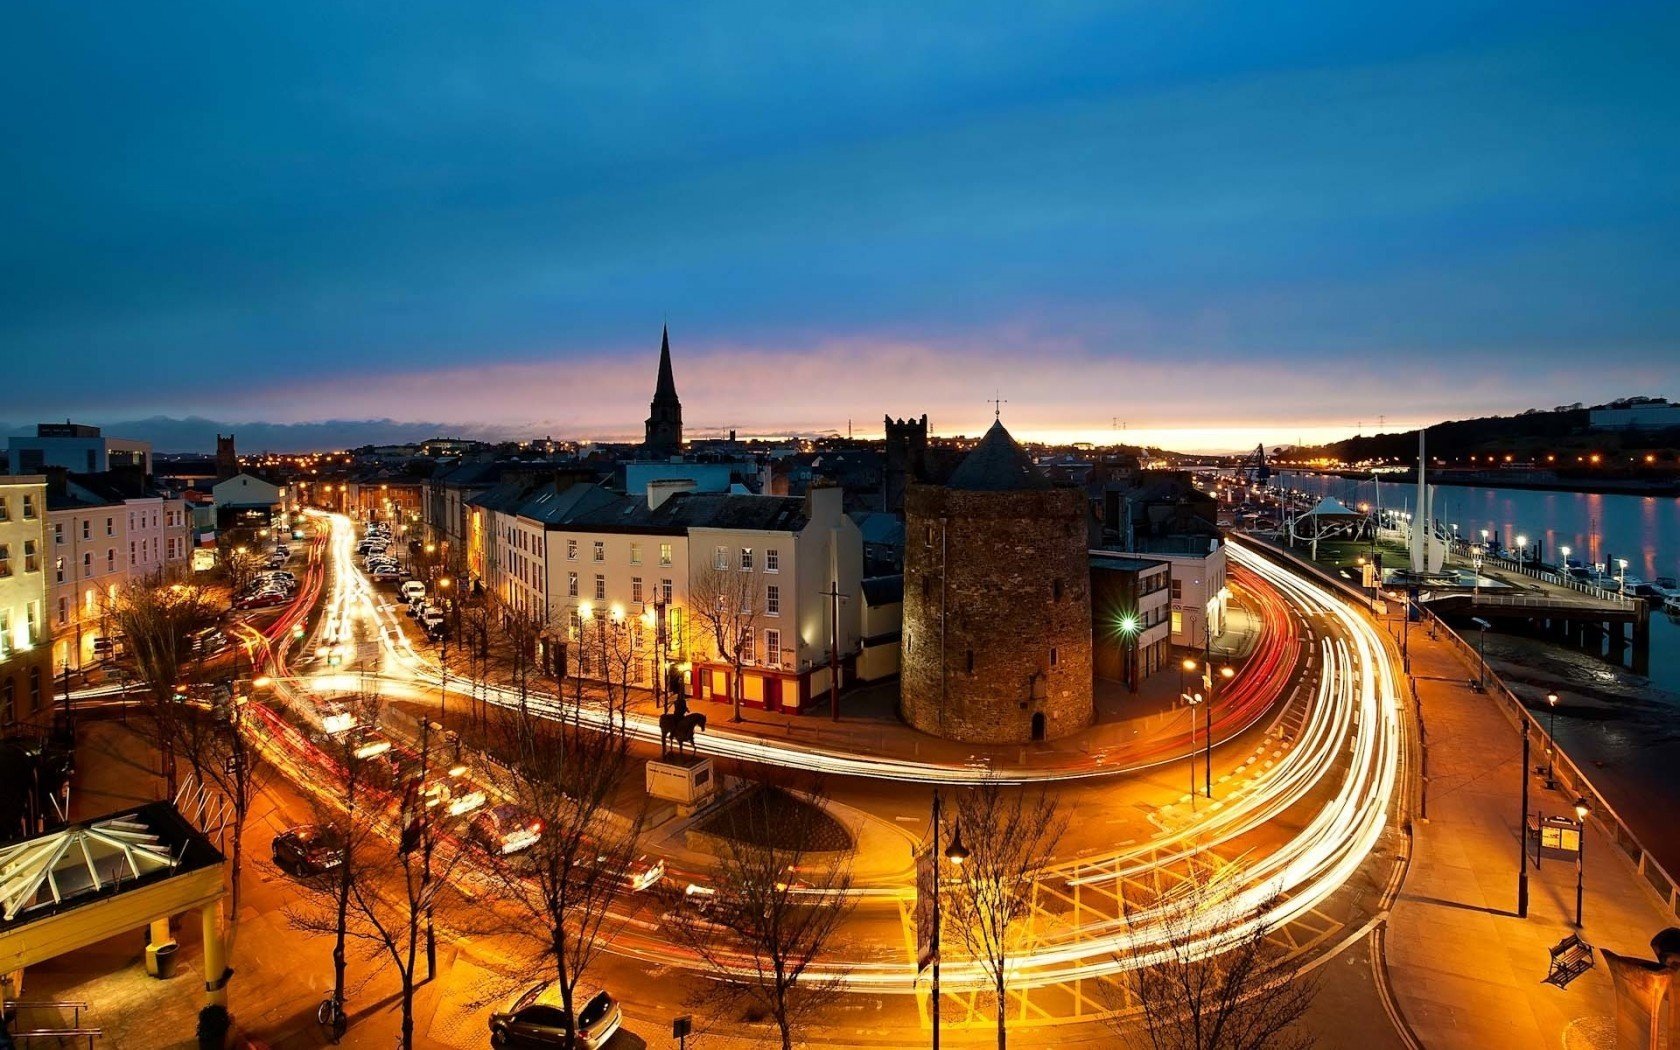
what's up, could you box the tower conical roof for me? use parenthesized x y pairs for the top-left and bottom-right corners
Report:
(654, 325), (678, 400)
(946, 420), (1050, 491)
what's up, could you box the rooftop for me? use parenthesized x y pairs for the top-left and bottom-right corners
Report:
(945, 420), (1052, 492)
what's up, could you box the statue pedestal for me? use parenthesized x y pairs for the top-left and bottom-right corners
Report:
(647, 755), (717, 816)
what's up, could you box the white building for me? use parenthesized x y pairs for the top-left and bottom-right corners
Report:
(0, 476), (51, 729)
(7, 422), (152, 476)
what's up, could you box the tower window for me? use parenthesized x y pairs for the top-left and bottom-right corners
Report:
(1049, 647), (1060, 669)
(1053, 579), (1063, 601)
(966, 649), (974, 674)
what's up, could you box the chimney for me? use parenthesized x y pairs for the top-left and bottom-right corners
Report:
(805, 479), (842, 524)
(647, 478), (698, 510)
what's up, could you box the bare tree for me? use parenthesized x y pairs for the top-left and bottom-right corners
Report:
(170, 686), (268, 951)
(690, 561), (759, 722)
(284, 693), (386, 1042)
(107, 574), (221, 796)
(483, 690), (646, 1036)
(942, 780), (1067, 1050)
(340, 734), (477, 1049)
(1114, 862), (1318, 1050)
(215, 528), (264, 594)
(660, 785), (855, 1050)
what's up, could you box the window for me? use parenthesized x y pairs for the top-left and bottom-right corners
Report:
(105, 516), (114, 536)
(966, 648), (975, 673)
(26, 603), (39, 645)
(130, 541), (137, 566)
(57, 597), (68, 625)
(28, 666), (40, 705)
(714, 546), (729, 571)
(24, 540), (38, 573)
(1171, 609), (1183, 635)
(765, 628), (781, 667)
(765, 548), (779, 573)
(81, 520), (90, 541)
(83, 552), (92, 576)
(661, 577), (673, 603)
(55, 557), (64, 584)
(593, 541), (605, 562)
(1049, 647), (1060, 669)
(107, 549), (115, 571)
(594, 574), (606, 601)
(1171, 578), (1183, 600)
(659, 543), (672, 567)
(630, 543), (642, 565)
(22, 494), (35, 519)
(568, 571), (579, 598)
(766, 584), (780, 616)
(0, 544), (8, 576)
(738, 626), (755, 663)
(740, 547), (754, 571)
(1052, 578), (1063, 601)
(0, 497), (8, 522)
(925, 523), (935, 547)
(567, 539), (578, 560)
(1, 679), (11, 727)
(632, 577), (644, 603)
(54, 523), (63, 546)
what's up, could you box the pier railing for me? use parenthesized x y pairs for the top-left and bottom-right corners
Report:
(1239, 533), (1680, 922)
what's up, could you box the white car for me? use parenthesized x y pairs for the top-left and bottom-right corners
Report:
(400, 581), (426, 602)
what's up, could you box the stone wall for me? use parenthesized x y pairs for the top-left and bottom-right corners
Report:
(900, 484), (1094, 743)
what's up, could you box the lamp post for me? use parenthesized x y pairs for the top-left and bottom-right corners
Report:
(1560, 545), (1571, 575)
(437, 575), (452, 719)
(1473, 617), (1492, 691)
(1518, 723), (1531, 919)
(1545, 692), (1559, 789)
(1181, 658), (1201, 802)
(929, 790), (968, 1050)
(1118, 615), (1139, 692)
(1516, 534), (1529, 568)
(1573, 796), (1591, 929)
(1207, 664), (1233, 798)
(1616, 558), (1629, 595)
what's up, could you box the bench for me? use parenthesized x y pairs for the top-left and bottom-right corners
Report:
(1543, 932), (1594, 988)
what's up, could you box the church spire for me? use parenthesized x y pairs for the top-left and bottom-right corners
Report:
(644, 324), (684, 454)
(655, 324), (677, 400)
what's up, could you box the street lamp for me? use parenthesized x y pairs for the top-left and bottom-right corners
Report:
(1572, 797), (1591, 929)
(1516, 534), (1529, 567)
(930, 792), (969, 1050)
(1473, 617), (1492, 691)
(1544, 692), (1559, 789)
(1208, 665), (1234, 798)
(1181, 657), (1201, 802)
(1118, 615), (1139, 691)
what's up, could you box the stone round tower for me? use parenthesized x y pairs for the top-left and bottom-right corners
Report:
(900, 420), (1093, 744)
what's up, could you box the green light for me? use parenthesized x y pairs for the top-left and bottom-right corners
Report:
(1119, 615), (1138, 635)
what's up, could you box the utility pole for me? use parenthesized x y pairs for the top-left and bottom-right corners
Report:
(822, 541), (849, 722)
(1518, 724), (1531, 918)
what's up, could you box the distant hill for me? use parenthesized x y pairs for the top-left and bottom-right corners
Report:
(1284, 400), (1679, 468)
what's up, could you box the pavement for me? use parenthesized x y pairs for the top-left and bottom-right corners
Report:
(1376, 610), (1675, 1050)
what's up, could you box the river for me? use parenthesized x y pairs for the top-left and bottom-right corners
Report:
(1274, 471), (1680, 866)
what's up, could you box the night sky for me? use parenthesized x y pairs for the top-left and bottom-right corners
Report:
(4, 3), (1677, 451)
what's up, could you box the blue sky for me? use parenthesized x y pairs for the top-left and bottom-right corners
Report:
(3, 2), (1677, 451)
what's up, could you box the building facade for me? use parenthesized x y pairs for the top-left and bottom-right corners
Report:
(0, 477), (52, 731)
(1089, 553), (1172, 689)
(901, 421), (1094, 744)
(7, 423), (151, 477)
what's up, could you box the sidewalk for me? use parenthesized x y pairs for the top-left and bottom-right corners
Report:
(1382, 612), (1672, 1049)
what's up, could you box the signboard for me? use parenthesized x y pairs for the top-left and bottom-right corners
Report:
(1540, 816), (1582, 854)
(913, 830), (937, 975)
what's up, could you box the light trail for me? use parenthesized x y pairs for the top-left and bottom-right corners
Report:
(272, 515), (1404, 995)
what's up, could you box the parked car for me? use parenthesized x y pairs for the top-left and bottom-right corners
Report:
(272, 824), (346, 877)
(400, 580), (426, 602)
(489, 983), (621, 1050)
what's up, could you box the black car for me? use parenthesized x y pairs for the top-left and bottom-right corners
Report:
(489, 983), (620, 1049)
(272, 824), (346, 877)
